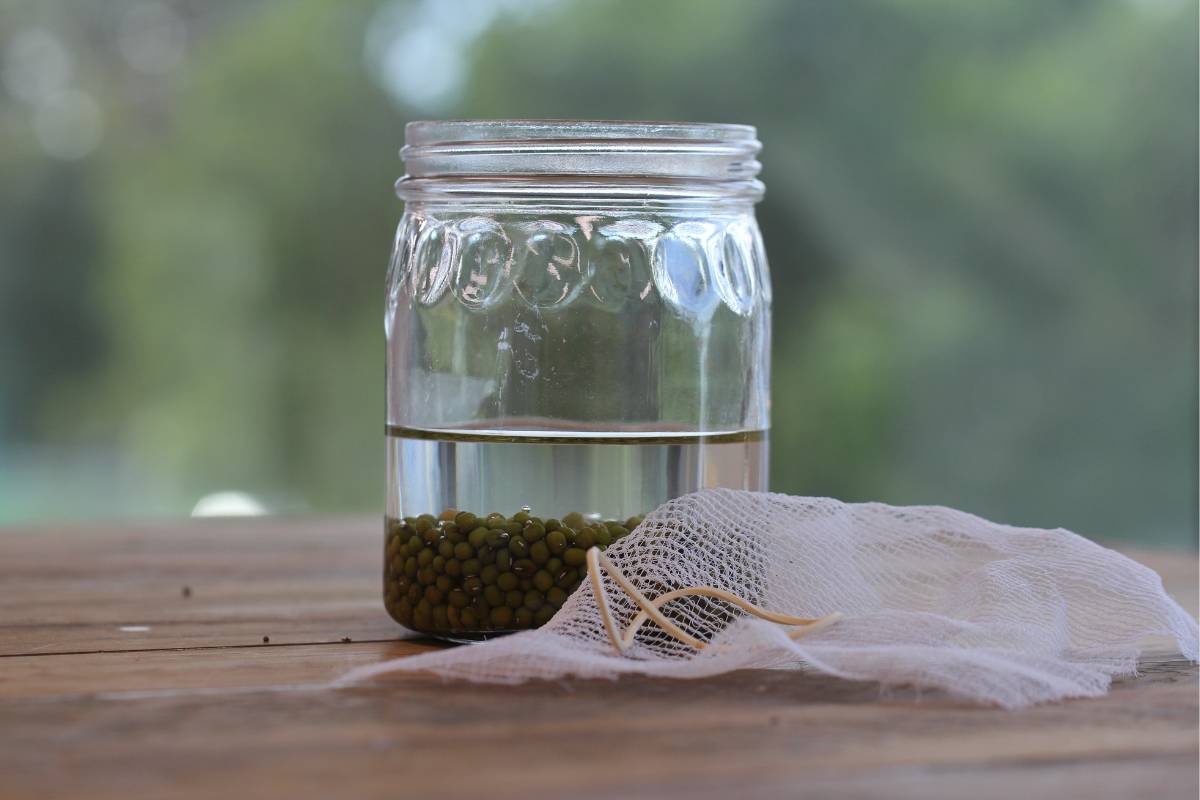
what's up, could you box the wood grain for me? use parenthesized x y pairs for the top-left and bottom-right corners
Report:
(1, 516), (400, 655)
(0, 515), (1196, 800)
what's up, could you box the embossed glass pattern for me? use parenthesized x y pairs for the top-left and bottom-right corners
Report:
(384, 120), (772, 637)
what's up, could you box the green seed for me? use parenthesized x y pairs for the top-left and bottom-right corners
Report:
(468, 527), (488, 548)
(556, 568), (578, 589)
(432, 605), (449, 629)
(384, 510), (644, 636)
(546, 530), (567, 555)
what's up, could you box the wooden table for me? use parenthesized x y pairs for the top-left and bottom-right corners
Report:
(2, 517), (1196, 799)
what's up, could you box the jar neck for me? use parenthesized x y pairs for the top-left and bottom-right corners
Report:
(396, 120), (765, 210)
(395, 177), (763, 214)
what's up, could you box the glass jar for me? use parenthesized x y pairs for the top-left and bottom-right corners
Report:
(383, 120), (771, 638)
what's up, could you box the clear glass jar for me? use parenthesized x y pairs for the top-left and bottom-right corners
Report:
(383, 120), (771, 638)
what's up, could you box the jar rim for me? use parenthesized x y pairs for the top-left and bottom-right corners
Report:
(404, 119), (757, 146)
(399, 119), (763, 190)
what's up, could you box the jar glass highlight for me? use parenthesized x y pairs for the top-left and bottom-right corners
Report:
(384, 120), (771, 638)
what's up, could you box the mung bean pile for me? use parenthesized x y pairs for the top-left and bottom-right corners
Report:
(384, 509), (642, 636)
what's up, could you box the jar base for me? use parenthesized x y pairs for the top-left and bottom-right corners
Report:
(420, 629), (514, 644)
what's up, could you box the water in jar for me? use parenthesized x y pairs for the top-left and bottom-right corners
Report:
(385, 425), (767, 521)
(383, 424), (766, 638)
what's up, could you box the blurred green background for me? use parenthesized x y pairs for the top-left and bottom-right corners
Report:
(0, 0), (1195, 546)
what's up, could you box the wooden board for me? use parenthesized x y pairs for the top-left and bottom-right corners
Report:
(1, 516), (1196, 800)
(1, 516), (401, 655)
